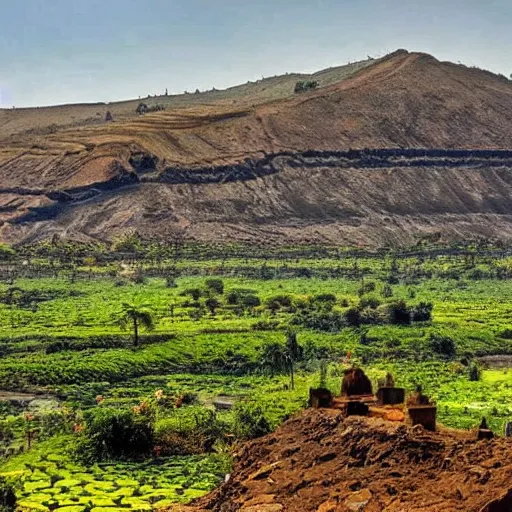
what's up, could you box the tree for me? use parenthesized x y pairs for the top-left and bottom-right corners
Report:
(0, 476), (16, 511)
(117, 303), (155, 347)
(285, 330), (303, 390)
(260, 332), (303, 390)
(429, 333), (456, 358)
(205, 279), (224, 295)
(260, 342), (287, 378)
(205, 297), (221, 316)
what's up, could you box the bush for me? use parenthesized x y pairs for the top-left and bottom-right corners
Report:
(498, 328), (512, 339)
(265, 294), (293, 314)
(381, 300), (411, 325)
(313, 293), (337, 304)
(468, 361), (481, 381)
(251, 320), (280, 331)
(233, 403), (271, 440)
(381, 284), (393, 298)
(205, 279), (224, 295)
(241, 294), (261, 310)
(429, 334), (456, 358)
(294, 80), (319, 93)
(131, 268), (146, 284)
(411, 302), (433, 322)
(359, 307), (382, 325)
(291, 310), (345, 332)
(205, 297), (221, 315)
(359, 295), (381, 310)
(0, 244), (15, 261)
(226, 288), (258, 305)
(182, 288), (203, 302)
(0, 477), (16, 512)
(75, 408), (154, 463)
(358, 281), (376, 296)
(155, 408), (227, 455)
(344, 307), (361, 327)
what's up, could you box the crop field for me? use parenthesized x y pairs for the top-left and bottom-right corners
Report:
(1, 246), (512, 510)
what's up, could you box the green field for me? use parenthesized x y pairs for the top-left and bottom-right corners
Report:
(1, 246), (512, 510)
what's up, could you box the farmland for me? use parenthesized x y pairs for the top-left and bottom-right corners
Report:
(1, 244), (512, 510)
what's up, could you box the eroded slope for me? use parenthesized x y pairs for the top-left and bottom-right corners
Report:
(2, 50), (512, 245)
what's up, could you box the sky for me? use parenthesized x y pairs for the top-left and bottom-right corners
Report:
(1, 0), (511, 108)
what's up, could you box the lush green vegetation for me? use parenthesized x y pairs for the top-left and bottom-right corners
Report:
(1, 244), (512, 510)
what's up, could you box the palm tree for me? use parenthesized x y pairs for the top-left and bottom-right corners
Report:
(260, 342), (287, 378)
(285, 330), (303, 390)
(117, 302), (155, 347)
(260, 332), (303, 390)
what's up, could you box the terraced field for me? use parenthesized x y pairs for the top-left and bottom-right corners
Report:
(0, 248), (512, 510)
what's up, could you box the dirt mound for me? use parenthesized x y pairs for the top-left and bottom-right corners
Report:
(3, 50), (512, 245)
(171, 409), (512, 512)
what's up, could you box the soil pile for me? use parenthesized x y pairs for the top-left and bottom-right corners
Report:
(170, 409), (512, 512)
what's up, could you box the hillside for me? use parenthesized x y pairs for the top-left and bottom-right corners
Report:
(171, 409), (512, 512)
(2, 50), (512, 246)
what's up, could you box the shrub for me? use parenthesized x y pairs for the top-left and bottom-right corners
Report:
(411, 302), (433, 322)
(498, 328), (512, 339)
(241, 294), (261, 310)
(303, 339), (330, 362)
(381, 284), (393, 298)
(182, 288), (203, 302)
(357, 281), (376, 296)
(429, 333), (456, 358)
(251, 320), (280, 331)
(136, 103), (165, 114)
(344, 307), (361, 327)
(313, 293), (336, 304)
(75, 408), (154, 463)
(294, 80), (319, 93)
(296, 267), (313, 278)
(359, 295), (381, 310)
(468, 361), (481, 381)
(0, 244), (15, 261)
(131, 268), (146, 284)
(205, 297), (221, 315)
(205, 279), (224, 295)
(166, 276), (177, 288)
(0, 476), (16, 512)
(291, 310), (345, 332)
(265, 294), (293, 314)
(155, 408), (227, 455)
(112, 232), (143, 253)
(45, 340), (71, 354)
(233, 403), (271, 440)
(359, 307), (382, 325)
(226, 288), (258, 305)
(381, 300), (411, 325)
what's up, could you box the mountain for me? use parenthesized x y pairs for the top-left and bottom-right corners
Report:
(170, 409), (512, 512)
(2, 50), (512, 247)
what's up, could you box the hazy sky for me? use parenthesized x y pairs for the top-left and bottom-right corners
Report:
(1, 0), (511, 108)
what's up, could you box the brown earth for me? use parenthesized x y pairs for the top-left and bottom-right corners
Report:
(168, 409), (512, 512)
(2, 50), (512, 246)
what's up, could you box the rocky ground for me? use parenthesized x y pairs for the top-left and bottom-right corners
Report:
(168, 409), (512, 512)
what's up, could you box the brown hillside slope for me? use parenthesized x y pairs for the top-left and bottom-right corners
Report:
(170, 410), (512, 512)
(2, 50), (512, 245)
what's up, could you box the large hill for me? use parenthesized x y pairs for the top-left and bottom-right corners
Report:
(2, 50), (512, 246)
